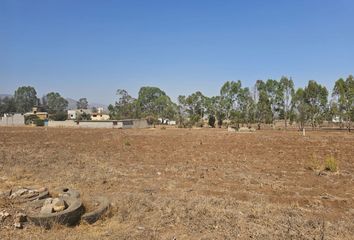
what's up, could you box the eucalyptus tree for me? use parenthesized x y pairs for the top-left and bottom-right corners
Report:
(137, 86), (176, 121)
(46, 92), (68, 120)
(178, 91), (207, 125)
(14, 86), (38, 113)
(220, 80), (242, 120)
(279, 76), (295, 129)
(332, 75), (354, 131)
(108, 89), (138, 119)
(303, 80), (328, 128)
(77, 98), (88, 109)
(255, 80), (272, 125)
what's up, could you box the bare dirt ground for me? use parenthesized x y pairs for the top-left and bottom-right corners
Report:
(0, 127), (353, 239)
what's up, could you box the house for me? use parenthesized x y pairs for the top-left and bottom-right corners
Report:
(67, 109), (92, 120)
(24, 107), (48, 120)
(67, 110), (77, 120)
(91, 113), (110, 121)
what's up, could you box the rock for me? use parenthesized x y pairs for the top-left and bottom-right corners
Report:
(15, 213), (27, 223)
(227, 126), (236, 132)
(40, 198), (54, 214)
(53, 198), (67, 212)
(238, 127), (256, 132)
(14, 222), (23, 229)
(0, 211), (10, 221)
(37, 187), (47, 193)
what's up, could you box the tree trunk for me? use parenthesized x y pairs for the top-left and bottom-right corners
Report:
(284, 110), (288, 130)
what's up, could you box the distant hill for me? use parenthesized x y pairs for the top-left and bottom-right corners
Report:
(66, 98), (78, 110)
(65, 98), (108, 111)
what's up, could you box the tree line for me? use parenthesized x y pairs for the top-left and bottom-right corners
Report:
(0, 86), (90, 121)
(108, 76), (353, 130)
(1, 75), (353, 130)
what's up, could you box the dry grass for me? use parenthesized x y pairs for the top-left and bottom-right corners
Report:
(0, 127), (353, 239)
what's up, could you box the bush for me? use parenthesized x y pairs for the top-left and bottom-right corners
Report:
(208, 115), (216, 128)
(25, 115), (39, 125)
(34, 119), (45, 126)
(307, 153), (321, 171)
(50, 112), (68, 121)
(146, 116), (157, 125)
(195, 120), (204, 128)
(325, 156), (338, 172)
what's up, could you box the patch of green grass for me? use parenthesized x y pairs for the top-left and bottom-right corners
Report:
(324, 156), (338, 172)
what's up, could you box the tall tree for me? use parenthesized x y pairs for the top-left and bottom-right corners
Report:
(255, 80), (272, 125)
(46, 92), (68, 114)
(0, 97), (16, 115)
(137, 86), (176, 120)
(220, 80), (242, 119)
(292, 88), (307, 130)
(265, 79), (282, 125)
(77, 98), (88, 109)
(178, 91), (206, 125)
(14, 86), (38, 113)
(303, 80), (328, 129)
(332, 75), (354, 131)
(108, 89), (138, 120)
(279, 76), (295, 129)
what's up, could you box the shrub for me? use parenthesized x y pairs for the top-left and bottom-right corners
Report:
(50, 112), (68, 121)
(324, 156), (338, 172)
(146, 116), (157, 125)
(308, 153), (321, 170)
(25, 115), (39, 125)
(34, 119), (45, 126)
(195, 120), (204, 128)
(208, 115), (216, 128)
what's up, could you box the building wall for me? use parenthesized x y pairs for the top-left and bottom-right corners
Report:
(0, 114), (25, 126)
(47, 119), (149, 129)
(48, 120), (77, 127)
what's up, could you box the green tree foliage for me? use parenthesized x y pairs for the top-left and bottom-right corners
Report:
(265, 79), (282, 123)
(292, 88), (307, 129)
(14, 86), (38, 113)
(46, 92), (68, 120)
(137, 87), (176, 120)
(0, 97), (16, 115)
(77, 112), (91, 121)
(304, 80), (328, 128)
(178, 91), (206, 125)
(292, 81), (328, 129)
(279, 76), (295, 128)
(332, 75), (354, 131)
(108, 89), (138, 120)
(208, 115), (216, 128)
(77, 98), (88, 109)
(220, 80), (242, 119)
(255, 80), (272, 125)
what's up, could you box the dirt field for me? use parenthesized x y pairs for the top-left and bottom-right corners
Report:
(0, 127), (353, 239)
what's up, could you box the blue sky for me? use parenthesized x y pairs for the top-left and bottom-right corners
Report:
(1, 0), (354, 104)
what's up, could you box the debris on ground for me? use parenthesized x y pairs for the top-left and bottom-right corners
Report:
(0, 186), (110, 229)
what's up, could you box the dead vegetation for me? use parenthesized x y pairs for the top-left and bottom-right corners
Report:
(0, 127), (353, 239)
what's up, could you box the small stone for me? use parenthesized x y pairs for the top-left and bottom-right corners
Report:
(15, 213), (27, 223)
(14, 222), (23, 229)
(0, 211), (10, 221)
(40, 198), (54, 214)
(53, 198), (66, 212)
(37, 187), (47, 193)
